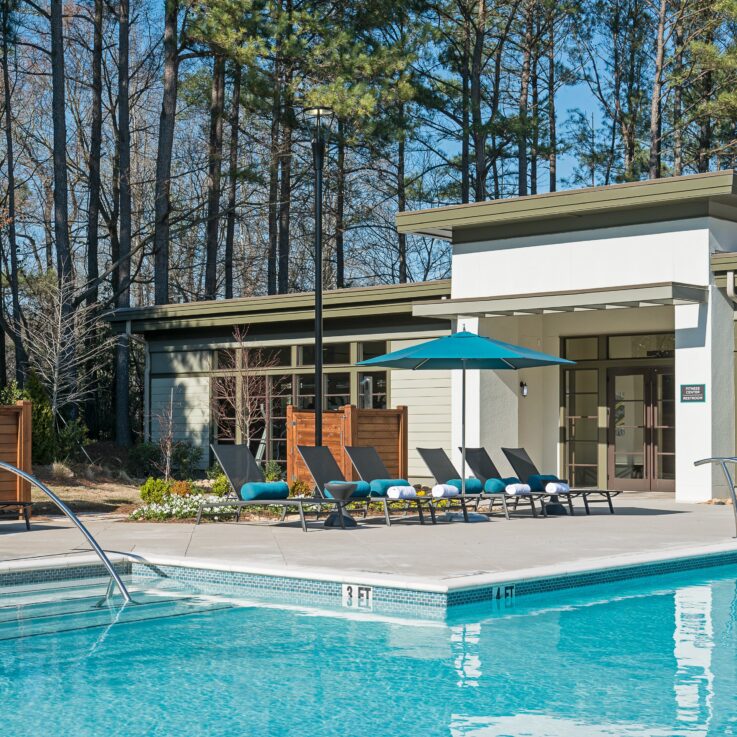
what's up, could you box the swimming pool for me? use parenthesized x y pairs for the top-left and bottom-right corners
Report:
(1, 565), (736, 737)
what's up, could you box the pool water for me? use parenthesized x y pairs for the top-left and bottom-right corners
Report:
(1, 567), (737, 737)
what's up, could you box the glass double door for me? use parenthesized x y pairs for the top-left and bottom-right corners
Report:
(607, 368), (675, 492)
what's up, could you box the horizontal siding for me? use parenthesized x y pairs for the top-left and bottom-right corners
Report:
(150, 377), (211, 468)
(388, 339), (451, 482)
(150, 350), (211, 374)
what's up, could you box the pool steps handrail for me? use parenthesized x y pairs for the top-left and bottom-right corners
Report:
(694, 456), (737, 537)
(0, 460), (133, 603)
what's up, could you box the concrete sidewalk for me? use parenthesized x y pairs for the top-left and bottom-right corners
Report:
(1, 495), (736, 590)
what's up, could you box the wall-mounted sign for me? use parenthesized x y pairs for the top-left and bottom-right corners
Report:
(680, 384), (706, 403)
(342, 583), (373, 610)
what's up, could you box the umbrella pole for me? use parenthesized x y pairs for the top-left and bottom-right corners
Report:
(461, 361), (466, 496)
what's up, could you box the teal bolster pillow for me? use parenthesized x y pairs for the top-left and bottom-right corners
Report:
(446, 478), (484, 494)
(369, 479), (410, 497)
(484, 477), (520, 494)
(527, 474), (560, 492)
(239, 481), (289, 501)
(325, 480), (371, 498)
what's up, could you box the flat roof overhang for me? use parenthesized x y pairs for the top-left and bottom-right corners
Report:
(413, 282), (707, 320)
(398, 170), (737, 240)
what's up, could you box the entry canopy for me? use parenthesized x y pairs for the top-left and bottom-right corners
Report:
(413, 282), (707, 320)
(357, 331), (574, 371)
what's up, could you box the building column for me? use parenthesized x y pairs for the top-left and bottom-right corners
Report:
(674, 286), (735, 502)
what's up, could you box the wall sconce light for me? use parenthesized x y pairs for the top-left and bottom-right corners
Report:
(520, 381), (528, 398)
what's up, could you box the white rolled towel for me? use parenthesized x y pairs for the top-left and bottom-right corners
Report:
(545, 482), (571, 494)
(432, 484), (459, 498)
(505, 483), (532, 495)
(387, 485), (418, 500)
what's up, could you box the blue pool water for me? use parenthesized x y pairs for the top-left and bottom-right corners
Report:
(1, 567), (737, 737)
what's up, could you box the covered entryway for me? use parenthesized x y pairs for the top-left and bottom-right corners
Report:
(607, 367), (675, 492)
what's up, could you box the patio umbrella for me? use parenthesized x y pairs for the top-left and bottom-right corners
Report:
(357, 331), (574, 494)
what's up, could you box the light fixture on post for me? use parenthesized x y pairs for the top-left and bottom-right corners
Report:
(520, 381), (528, 398)
(303, 106), (335, 447)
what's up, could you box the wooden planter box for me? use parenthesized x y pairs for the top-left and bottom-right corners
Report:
(0, 401), (32, 511)
(286, 404), (408, 486)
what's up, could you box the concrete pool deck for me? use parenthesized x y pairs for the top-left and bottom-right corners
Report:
(1, 494), (737, 594)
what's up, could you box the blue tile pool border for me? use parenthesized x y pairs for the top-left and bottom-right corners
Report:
(4, 548), (737, 617)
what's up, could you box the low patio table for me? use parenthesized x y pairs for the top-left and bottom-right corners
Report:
(323, 482), (358, 529)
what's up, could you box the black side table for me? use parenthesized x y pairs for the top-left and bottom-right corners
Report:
(324, 482), (358, 529)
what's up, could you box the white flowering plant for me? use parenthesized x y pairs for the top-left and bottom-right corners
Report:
(129, 493), (238, 521)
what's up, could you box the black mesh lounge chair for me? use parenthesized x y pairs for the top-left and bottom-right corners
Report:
(464, 447), (545, 519)
(416, 448), (485, 523)
(344, 446), (436, 525)
(501, 447), (620, 514)
(297, 445), (397, 527)
(199, 444), (341, 531)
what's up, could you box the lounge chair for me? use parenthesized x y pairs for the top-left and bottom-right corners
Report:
(501, 447), (620, 514)
(416, 447), (486, 523)
(299, 445), (427, 526)
(344, 446), (436, 525)
(199, 444), (343, 531)
(463, 447), (546, 519)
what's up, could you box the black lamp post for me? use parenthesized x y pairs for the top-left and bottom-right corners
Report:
(304, 106), (334, 446)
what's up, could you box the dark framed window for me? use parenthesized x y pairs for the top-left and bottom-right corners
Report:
(298, 343), (351, 366)
(563, 369), (599, 487)
(608, 333), (675, 360)
(563, 337), (599, 361)
(359, 372), (387, 409)
(359, 341), (388, 361)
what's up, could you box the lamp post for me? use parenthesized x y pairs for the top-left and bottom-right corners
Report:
(304, 107), (334, 446)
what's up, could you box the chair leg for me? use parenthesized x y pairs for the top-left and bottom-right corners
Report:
(382, 499), (391, 526)
(23, 504), (30, 531)
(416, 500), (425, 525)
(279, 506), (288, 522)
(582, 493), (591, 515)
(428, 501), (437, 524)
(196, 503), (204, 525)
(364, 500), (369, 519)
(460, 497), (470, 523)
(529, 496), (538, 518)
(298, 503), (307, 532)
(567, 495), (575, 515)
(501, 495), (510, 521)
(539, 496), (548, 518)
(606, 492), (615, 514)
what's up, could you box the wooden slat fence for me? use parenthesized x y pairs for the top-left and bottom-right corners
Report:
(286, 404), (408, 487)
(0, 401), (32, 509)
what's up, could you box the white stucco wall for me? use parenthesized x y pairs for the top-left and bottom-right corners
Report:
(452, 218), (712, 299)
(449, 216), (736, 500)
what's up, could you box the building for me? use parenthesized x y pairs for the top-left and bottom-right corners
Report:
(398, 170), (737, 502)
(112, 170), (737, 501)
(109, 281), (452, 482)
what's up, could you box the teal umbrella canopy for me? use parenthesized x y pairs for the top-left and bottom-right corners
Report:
(357, 331), (574, 370)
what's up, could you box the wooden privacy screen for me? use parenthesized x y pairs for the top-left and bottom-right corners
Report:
(0, 401), (32, 507)
(286, 404), (408, 486)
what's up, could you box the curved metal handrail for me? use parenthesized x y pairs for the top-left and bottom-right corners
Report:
(694, 456), (737, 538)
(0, 461), (132, 603)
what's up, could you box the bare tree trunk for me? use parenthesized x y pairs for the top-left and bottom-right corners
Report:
(518, 1), (533, 196)
(224, 64), (241, 300)
(471, 0), (487, 201)
(50, 0), (72, 288)
(460, 15), (470, 204)
(1, 0), (26, 383)
(153, 0), (178, 305)
(115, 0), (131, 444)
(530, 41), (538, 195)
(205, 54), (225, 300)
(547, 6), (556, 192)
(84, 0), (103, 433)
(277, 117), (292, 294)
(673, 11), (683, 176)
(398, 120), (407, 283)
(335, 119), (345, 289)
(648, 0), (667, 179)
(267, 76), (279, 295)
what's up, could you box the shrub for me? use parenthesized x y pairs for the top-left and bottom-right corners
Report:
(171, 443), (203, 479)
(210, 473), (230, 497)
(289, 480), (311, 497)
(140, 477), (172, 504)
(129, 493), (237, 521)
(170, 480), (193, 497)
(263, 460), (283, 482)
(55, 418), (88, 462)
(127, 442), (162, 478)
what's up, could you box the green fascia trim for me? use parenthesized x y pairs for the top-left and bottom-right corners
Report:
(108, 280), (451, 332)
(397, 170), (737, 239)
